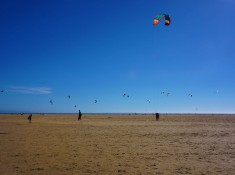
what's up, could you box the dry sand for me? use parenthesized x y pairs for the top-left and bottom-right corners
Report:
(0, 113), (234, 175)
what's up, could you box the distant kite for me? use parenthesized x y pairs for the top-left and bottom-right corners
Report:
(123, 93), (130, 98)
(68, 95), (71, 99)
(214, 90), (219, 94)
(94, 100), (98, 103)
(146, 100), (151, 103)
(188, 93), (192, 97)
(74, 105), (77, 108)
(49, 100), (53, 105)
(153, 13), (171, 26)
(161, 91), (170, 96)
(1, 90), (3, 93)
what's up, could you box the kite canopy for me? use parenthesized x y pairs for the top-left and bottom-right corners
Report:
(153, 14), (171, 26)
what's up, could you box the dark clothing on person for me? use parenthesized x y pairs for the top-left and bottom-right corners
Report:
(155, 113), (160, 121)
(78, 110), (82, 120)
(28, 114), (32, 123)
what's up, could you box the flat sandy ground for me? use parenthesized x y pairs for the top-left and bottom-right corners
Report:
(0, 114), (234, 175)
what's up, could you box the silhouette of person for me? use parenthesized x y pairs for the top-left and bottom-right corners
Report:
(155, 113), (159, 121)
(78, 110), (82, 120)
(28, 114), (32, 123)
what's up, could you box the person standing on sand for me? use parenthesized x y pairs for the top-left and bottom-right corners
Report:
(78, 110), (82, 120)
(28, 114), (32, 123)
(155, 113), (159, 121)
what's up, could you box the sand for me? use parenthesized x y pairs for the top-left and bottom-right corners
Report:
(0, 113), (234, 175)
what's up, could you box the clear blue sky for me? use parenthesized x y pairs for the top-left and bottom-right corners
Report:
(1, 0), (235, 113)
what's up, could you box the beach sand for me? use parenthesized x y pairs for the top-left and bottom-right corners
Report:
(0, 114), (234, 175)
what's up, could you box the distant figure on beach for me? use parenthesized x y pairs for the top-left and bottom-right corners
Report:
(155, 113), (159, 121)
(28, 114), (32, 123)
(78, 110), (82, 120)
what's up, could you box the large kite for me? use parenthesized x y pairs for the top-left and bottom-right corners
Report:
(153, 14), (171, 26)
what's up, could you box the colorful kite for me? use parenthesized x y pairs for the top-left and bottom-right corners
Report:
(153, 14), (171, 26)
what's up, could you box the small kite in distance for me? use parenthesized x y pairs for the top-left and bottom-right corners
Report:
(49, 100), (53, 105)
(94, 100), (98, 103)
(123, 93), (130, 98)
(214, 90), (219, 94)
(153, 13), (171, 26)
(188, 93), (192, 97)
(161, 92), (170, 96)
(68, 95), (71, 99)
(1, 90), (3, 93)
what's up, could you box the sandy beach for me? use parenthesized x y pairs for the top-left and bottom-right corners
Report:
(0, 114), (234, 175)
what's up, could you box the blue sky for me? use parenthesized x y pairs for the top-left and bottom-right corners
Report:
(1, 0), (235, 113)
